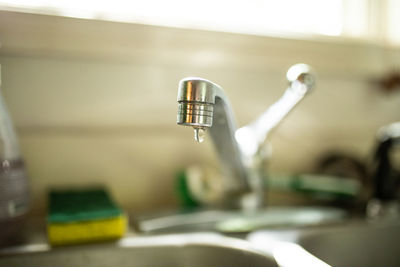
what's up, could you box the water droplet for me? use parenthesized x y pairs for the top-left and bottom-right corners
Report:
(194, 127), (205, 143)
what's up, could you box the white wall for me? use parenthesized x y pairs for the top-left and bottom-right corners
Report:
(0, 11), (399, 215)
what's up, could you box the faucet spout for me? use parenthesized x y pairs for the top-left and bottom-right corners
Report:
(177, 78), (251, 198)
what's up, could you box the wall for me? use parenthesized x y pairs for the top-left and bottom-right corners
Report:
(0, 11), (399, 215)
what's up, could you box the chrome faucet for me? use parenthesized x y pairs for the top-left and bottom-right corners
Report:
(177, 64), (315, 210)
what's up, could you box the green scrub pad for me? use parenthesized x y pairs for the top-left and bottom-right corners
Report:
(47, 187), (127, 245)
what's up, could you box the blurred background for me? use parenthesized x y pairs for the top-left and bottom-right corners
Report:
(0, 0), (399, 216)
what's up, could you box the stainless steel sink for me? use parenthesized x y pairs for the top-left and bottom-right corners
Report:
(0, 233), (278, 267)
(3, 218), (398, 267)
(248, 220), (400, 267)
(296, 221), (400, 267)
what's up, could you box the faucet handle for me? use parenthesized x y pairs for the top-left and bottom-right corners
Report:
(236, 63), (316, 157)
(286, 63), (315, 95)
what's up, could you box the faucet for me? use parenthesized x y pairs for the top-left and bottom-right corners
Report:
(177, 64), (315, 210)
(367, 122), (400, 219)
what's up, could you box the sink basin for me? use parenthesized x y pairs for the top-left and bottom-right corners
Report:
(296, 221), (400, 267)
(0, 233), (278, 267)
(248, 220), (400, 267)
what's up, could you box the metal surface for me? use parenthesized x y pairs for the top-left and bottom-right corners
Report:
(3, 219), (399, 267)
(0, 233), (277, 267)
(297, 221), (400, 267)
(249, 220), (400, 267)
(177, 77), (250, 200)
(237, 63), (315, 156)
(138, 207), (346, 234)
(176, 64), (315, 209)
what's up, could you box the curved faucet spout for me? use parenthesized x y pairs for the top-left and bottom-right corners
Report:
(177, 78), (251, 196)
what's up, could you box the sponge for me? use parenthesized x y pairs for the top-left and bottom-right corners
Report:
(47, 187), (127, 246)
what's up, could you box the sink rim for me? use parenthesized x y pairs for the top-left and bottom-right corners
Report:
(137, 206), (347, 233)
(0, 232), (275, 262)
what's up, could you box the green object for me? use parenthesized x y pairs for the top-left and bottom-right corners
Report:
(48, 187), (124, 223)
(175, 170), (200, 208)
(267, 174), (361, 200)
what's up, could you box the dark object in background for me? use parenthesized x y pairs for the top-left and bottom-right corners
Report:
(316, 153), (368, 186)
(314, 122), (400, 212)
(372, 123), (400, 201)
(373, 71), (400, 94)
(314, 152), (368, 209)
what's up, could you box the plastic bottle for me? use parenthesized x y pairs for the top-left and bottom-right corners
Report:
(0, 65), (30, 244)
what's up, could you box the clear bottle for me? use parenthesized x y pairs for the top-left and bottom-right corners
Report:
(0, 65), (30, 244)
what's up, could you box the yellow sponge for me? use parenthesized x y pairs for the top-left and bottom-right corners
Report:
(48, 215), (127, 245)
(47, 188), (127, 246)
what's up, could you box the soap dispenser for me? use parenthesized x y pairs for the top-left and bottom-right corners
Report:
(0, 65), (30, 244)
